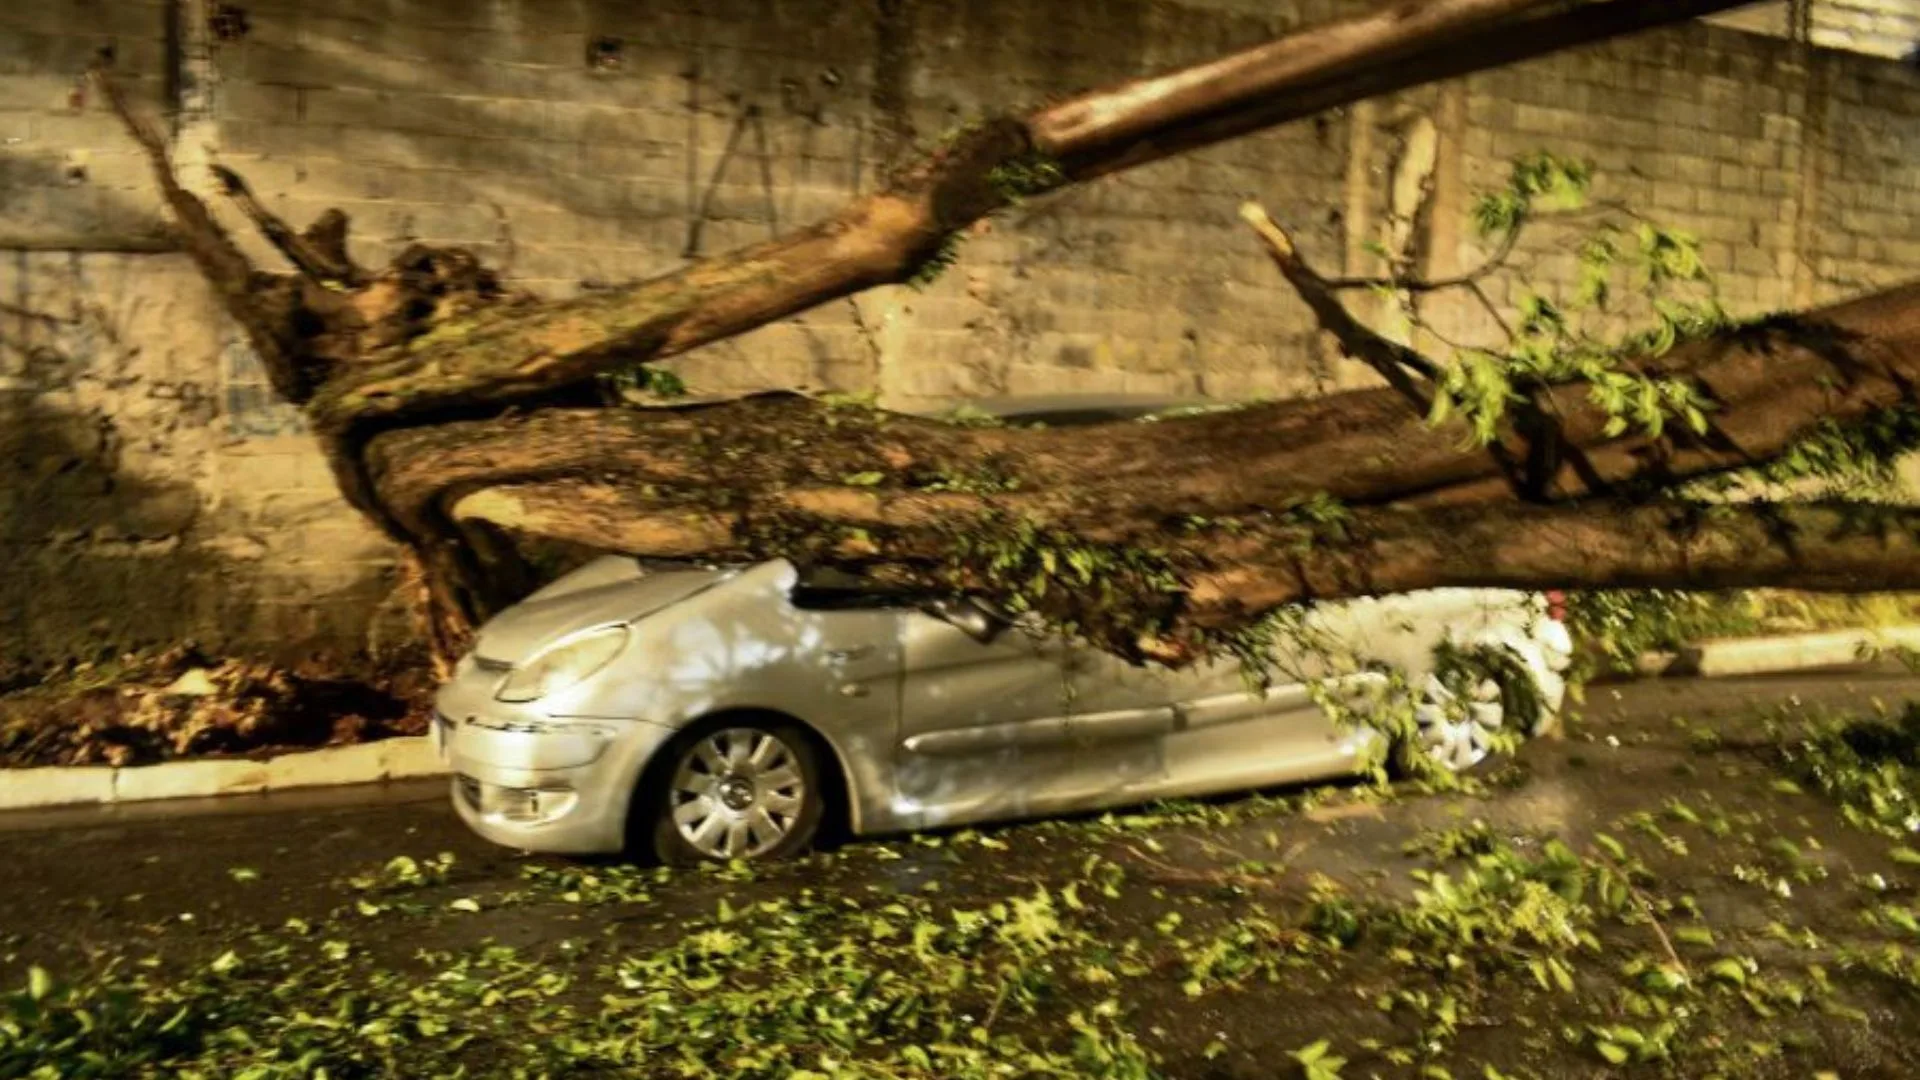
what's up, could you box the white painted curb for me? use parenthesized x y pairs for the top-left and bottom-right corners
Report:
(0, 737), (446, 812)
(1650, 625), (1920, 678)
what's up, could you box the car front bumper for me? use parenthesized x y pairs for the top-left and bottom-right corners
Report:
(434, 663), (677, 855)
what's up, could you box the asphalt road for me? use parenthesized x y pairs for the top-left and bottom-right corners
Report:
(4, 667), (1916, 980)
(8, 667), (1920, 1078)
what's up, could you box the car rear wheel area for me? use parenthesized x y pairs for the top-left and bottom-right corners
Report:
(1398, 643), (1553, 777)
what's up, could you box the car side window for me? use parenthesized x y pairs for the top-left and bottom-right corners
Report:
(789, 566), (925, 611)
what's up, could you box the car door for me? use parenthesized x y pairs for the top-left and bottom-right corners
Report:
(894, 607), (1160, 829)
(1063, 626), (1381, 804)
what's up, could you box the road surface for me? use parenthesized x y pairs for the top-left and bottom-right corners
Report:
(4, 668), (1919, 1078)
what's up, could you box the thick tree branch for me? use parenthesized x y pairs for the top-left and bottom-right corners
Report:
(360, 279), (1920, 557)
(1028, 0), (1550, 162)
(209, 165), (368, 287)
(1042, 0), (1752, 180)
(439, 467), (1920, 662)
(89, 66), (328, 406)
(1180, 499), (1920, 632)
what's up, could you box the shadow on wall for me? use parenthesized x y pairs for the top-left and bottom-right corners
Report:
(0, 379), (217, 681)
(0, 290), (398, 683)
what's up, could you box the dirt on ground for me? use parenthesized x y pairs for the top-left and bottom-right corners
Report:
(4, 671), (1920, 1078)
(0, 644), (432, 768)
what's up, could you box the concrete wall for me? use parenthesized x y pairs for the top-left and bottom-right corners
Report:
(3, 0), (1919, 671)
(1711, 0), (1920, 61)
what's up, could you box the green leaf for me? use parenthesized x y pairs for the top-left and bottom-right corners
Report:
(26, 965), (51, 1001)
(1596, 1041), (1631, 1065)
(1707, 957), (1749, 985)
(843, 471), (886, 487)
(1890, 846), (1920, 866)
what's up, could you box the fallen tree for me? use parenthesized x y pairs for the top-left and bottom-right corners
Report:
(96, 0), (1920, 667)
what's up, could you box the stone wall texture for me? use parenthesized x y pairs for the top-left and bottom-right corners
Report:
(3, 0), (1919, 670)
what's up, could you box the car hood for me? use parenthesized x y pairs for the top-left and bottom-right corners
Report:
(471, 566), (730, 664)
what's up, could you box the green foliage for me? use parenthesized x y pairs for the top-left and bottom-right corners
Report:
(986, 153), (1066, 204)
(1419, 151), (1737, 453)
(1772, 703), (1920, 837)
(938, 403), (1007, 428)
(1290, 1038), (1348, 1079)
(601, 364), (688, 399)
(918, 465), (1022, 495)
(1431, 151), (1920, 511)
(1562, 590), (1759, 676)
(945, 512), (1185, 630)
(4, 854), (1173, 1080)
(1414, 149), (1920, 683)
(907, 230), (968, 289)
(1735, 406), (1920, 499)
(1469, 152), (1593, 237)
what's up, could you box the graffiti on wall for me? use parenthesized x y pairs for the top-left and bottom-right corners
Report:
(220, 337), (307, 437)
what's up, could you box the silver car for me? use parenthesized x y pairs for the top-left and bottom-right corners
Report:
(434, 399), (1573, 862)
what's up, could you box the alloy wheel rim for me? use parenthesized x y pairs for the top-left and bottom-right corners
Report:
(669, 728), (807, 859)
(1413, 673), (1505, 772)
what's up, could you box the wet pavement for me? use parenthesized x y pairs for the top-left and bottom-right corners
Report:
(5, 667), (1920, 1077)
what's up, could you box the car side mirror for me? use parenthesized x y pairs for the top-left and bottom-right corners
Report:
(925, 597), (1005, 643)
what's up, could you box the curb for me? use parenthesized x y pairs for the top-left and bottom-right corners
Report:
(1636, 626), (1920, 679)
(0, 737), (445, 813)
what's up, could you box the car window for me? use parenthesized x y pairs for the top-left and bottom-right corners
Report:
(789, 565), (928, 611)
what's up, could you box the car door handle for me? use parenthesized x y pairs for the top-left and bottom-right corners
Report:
(826, 646), (873, 662)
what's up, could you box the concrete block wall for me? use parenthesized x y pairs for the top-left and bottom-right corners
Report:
(1423, 24), (1811, 349)
(1813, 57), (1920, 293)
(0, 1), (174, 251)
(3, 0), (1920, 669)
(1360, 23), (1920, 353)
(1711, 0), (1920, 61)
(0, 251), (397, 673)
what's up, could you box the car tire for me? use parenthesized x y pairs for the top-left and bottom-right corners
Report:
(645, 719), (828, 865)
(1395, 645), (1542, 776)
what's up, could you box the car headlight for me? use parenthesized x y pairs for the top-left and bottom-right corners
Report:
(495, 625), (629, 703)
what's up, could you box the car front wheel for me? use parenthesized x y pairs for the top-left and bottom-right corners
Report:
(647, 722), (826, 864)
